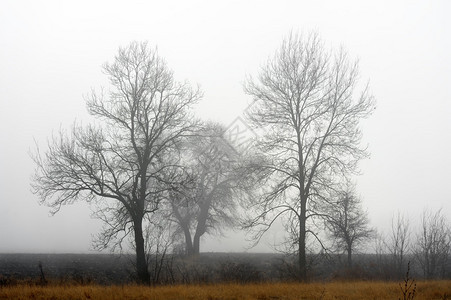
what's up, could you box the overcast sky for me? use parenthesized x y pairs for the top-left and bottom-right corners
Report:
(0, 0), (450, 253)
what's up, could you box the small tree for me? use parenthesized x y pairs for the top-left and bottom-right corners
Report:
(387, 212), (411, 278)
(325, 186), (374, 267)
(31, 41), (201, 284)
(142, 214), (178, 285)
(414, 208), (451, 279)
(372, 231), (392, 279)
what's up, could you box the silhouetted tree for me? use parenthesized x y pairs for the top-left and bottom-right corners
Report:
(169, 123), (255, 255)
(386, 212), (411, 278)
(31, 41), (201, 284)
(325, 186), (374, 267)
(142, 214), (178, 285)
(243, 31), (374, 280)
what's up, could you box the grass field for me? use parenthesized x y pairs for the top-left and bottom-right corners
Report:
(0, 281), (450, 300)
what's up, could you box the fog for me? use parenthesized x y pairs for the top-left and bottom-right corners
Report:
(0, 0), (450, 254)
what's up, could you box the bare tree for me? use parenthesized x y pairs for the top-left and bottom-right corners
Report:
(31, 42), (201, 284)
(414, 208), (451, 279)
(169, 123), (254, 255)
(386, 212), (411, 278)
(325, 186), (374, 267)
(372, 231), (392, 279)
(243, 32), (374, 279)
(142, 213), (178, 285)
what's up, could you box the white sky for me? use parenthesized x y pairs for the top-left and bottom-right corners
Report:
(0, 0), (450, 253)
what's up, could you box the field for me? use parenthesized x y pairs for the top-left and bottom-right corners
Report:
(1, 254), (451, 299)
(1, 281), (451, 300)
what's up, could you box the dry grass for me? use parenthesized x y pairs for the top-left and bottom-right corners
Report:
(0, 281), (450, 300)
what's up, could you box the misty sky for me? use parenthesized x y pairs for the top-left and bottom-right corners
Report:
(0, 0), (450, 253)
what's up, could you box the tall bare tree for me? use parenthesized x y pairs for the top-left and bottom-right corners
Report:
(169, 123), (254, 255)
(243, 32), (374, 279)
(31, 42), (201, 284)
(414, 208), (451, 279)
(325, 186), (374, 267)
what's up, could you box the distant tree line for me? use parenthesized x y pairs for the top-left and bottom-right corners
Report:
(31, 33), (450, 284)
(373, 209), (451, 280)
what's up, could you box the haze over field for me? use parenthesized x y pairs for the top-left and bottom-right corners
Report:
(0, 0), (450, 253)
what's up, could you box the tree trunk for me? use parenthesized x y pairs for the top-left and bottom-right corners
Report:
(193, 232), (201, 255)
(182, 224), (194, 256)
(347, 246), (352, 267)
(134, 218), (150, 284)
(192, 199), (210, 255)
(298, 200), (307, 281)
